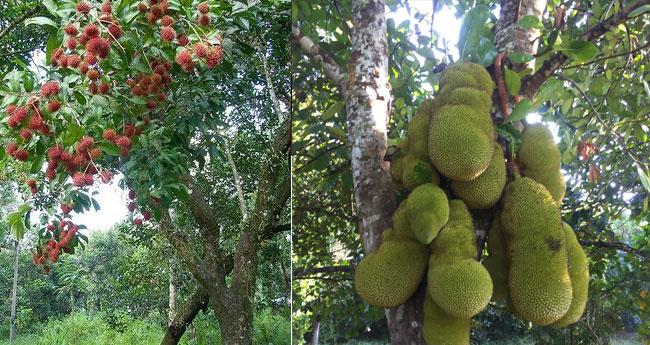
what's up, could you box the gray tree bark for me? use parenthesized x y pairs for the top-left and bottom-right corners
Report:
(9, 240), (18, 344)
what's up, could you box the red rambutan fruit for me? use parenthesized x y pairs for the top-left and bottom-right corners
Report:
(15, 149), (29, 161)
(198, 2), (209, 14)
(28, 115), (44, 131)
(14, 107), (28, 123)
(64, 24), (79, 36)
(129, 189), (136, 199)
(68, 54), (80, 68)
(177, 34), (189, 46)
(46, 168), (56, 180)
(128, 202), (136, 212)
(91, 148), (101, 159)
(48, 100), (61, 113)
(205, 46), (223, 68)
(20, 129), (32, 141)
(160, 26), (175, 43)
(193, 43), (206, 58)
(6, 143), (18, 157)
(115, 136), (132, 148)
(84, 173), (94, 185)
(5, 104), (16, 115)
(151, 4), (163, 16)
(134, 218), (142, 226)
(138, 2), (148, 12)
(83, 24), (100, 38)
(79, 61), (89, 74)
(146, 100), (156, 109)
(85, 52), (98, 65)
(124, 123), (134, 137)
(98, 82), (109, 94)
(87, 69), (100, 80)
(100, 169), (113, 183)
(198, 14), (210, 26)
(108, 24), (122, 39)
(72, 172), (85, 187)
(79, 33), (89, 45)
(160, 15), (173, 26)
(176, 49), (192, 65)
(156, 93), (166, 102)
(76, 1), (91, 14)
(143, 211), (151, 220)
(103, 129), (117, 140)
(58, 55), (69, 68)
(89, 82), (98, 94)
(67, 37), (78, 50)
(101, 2), (111, 13)
(43, 266), (51, 274)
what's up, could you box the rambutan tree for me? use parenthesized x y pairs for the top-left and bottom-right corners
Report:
(0, 0), (290, 344)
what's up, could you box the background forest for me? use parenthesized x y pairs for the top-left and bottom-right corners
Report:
(292, 0), (650, 344)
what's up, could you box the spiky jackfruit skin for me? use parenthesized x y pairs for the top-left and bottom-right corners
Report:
(354, 239), (429, 308)
(437, 86), (493, 115)
(553, 222), (589, 328)
(400, 101), (440, 190)
(517, 124), (566, 204)
(428, 200), (493, 318)
(423, 288), (470, 345)
(381, 228), (396, 242)
(406, 183), (449, 244)
(390, 137), (408, 184)
(436, 104), (494, 140)
(501, 177), (572, 325)
(439, 70), (480, 92)
(428, 113), (493, 181)
(392, 200), (417, 241)
(444, 62), (495, 95)
(483, 209), (509, 302)
(450, 142), (506, 209)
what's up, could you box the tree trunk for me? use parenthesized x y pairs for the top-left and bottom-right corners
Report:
(9, 240), (18, 344)
(168, 267), (176, 325)
(311, 317), (320, 345)
(160, 289), (209, 345)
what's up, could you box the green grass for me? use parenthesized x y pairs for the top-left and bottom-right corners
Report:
(1, 309), (289, 345)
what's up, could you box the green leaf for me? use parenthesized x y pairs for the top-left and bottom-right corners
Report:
(98, 142), (121, 156)
(637, 164), (650, 194)
(322, 101), (344, 120)
(495, 124), (522, 156)
(509, 52), (534, 63)
(30, 154), (44, 174)
(517, 15), (543, 29)
(507, 100), (533, 123)
(42, 0), (58, 15)
(413, 161), (432, 186)
(326, 125), (346, 138)
(559, 40), (598, 62)
(504, 67), (521, 96)
(458, 5), (490, 60)
(24, 17), (57, 30)
(476, 37), (497, 67)
(7, 204), (30, 241)
(629, 4), (650, 17)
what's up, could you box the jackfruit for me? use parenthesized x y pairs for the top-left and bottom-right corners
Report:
(450, 142), (506, 209)
(437, 86), (493, 115)
(428, 200), (493, 318)
(405, 183), (449, 244)
(392, 200), (417, 241)
(439, 69), (480, 92)
(435, 104), (494, 140)
(390, 137), (408, 184)
(445, 62), (495, 95)
(483, 209), (509, 302)
(517, 124), (566, 204)
(428, 113), (493, 181)
(423, 288), (470, 345)
(400, 101), (440, 190)
(552, 222), (589, 327)
(381, 228), (396, 242)
(501, 177), (572, 325)
(354, 239), (429, 308)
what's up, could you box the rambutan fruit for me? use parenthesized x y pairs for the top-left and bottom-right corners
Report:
(146, 100), (156, 109)
(91, 148), (101, 159)
(41, 81), (60, 97)
(79, 61), (89, 74)
(48, 100), (61, 113)
(89, 83), (98, 94)
(129, 189), (136, 199)
(132, 85), (145, 96)
(76, 1), (91, 14)
(84, 173), (94, 185)
(126, 78), (136, 88)
(160, 26), (175, 43)
(64, 23), (79, 36)
(87, 68), (100, 80)
(154, 64), (166, 75)
(205, 46), (223, 68)
(198, 2), (209, 14)
(43, 266), (51, 274)
(6, 143), (18, 157)
(20, 129), (32, 141)
(175, 49), (192, 65)
(151, 4), (163, 16)
(108, 23), (122, 39)
(100, 169), (113, 183)
(128, 202), (136, 212)
(134, 218), (142, 226)
(28, 115), (44, 131)
(72, 172), (85, 187)
(63, 247), (71, 253)
(83, 24), (100, 38)
(27, 179), (36, 187)
(120, 147), (129, 157)
(5, 104), (16, 115)
(138, 2), (148, 12)
(61, 152), (72, 162)
(124, 123), (134, 137)
(115, 136), (132, 148)
(101, 2), (111, 13)
(198, 14), (210, 26)
(143, 117), (151, 125)
(151, 73), (163, 85)
(102, 129), (117, 140)
(58, 55), (69, 68)
(86, 38), (110, 58)
(14, 107), (28, 123)
(98, 82), (109, 94)
(79, 33), (89, 45)
(51, 48), (63, 65)
(160, 15), (173, 26)
(67, 37), (78, 50)
(6, 116), (18, 128)
(157, 93), (166, 102)
(143, 210), (151, 220)
(147, 12), (157, 24)
(48, 145), (63, 161)
(15, 149), (29, 161)
(46, 168), (56, 180)
(68, 54), (80, 68)
(177, 34), (189, 46)
(193, 43), (207, 58)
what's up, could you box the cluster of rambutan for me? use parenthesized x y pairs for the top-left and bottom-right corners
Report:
(103, 125), (140, 157)
(126, 58), (172, 109)
(32, 220), (78, 273)
(197, 2), (210, 25)
(176, 40), (224, 72)
(45, 136), (103, 186)
(126, 189), (151, 225)
(138, 0), (170, 24)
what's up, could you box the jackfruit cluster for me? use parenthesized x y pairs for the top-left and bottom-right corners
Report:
(354, 63), (589, 344)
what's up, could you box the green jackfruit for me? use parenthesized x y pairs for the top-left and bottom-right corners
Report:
(437, 86), (493, 115)
(501, 177), (572, 325)
(450, 142), (506, 209)
(354, 239), (429, 308)
(445, 62), (495, 95)
(553, 222), (589, 328)
(483, 209), (509, 302)
(423, 288), (470, 345)
(428, 113), (493, 181)
(428, 200), (493, 318)
(435, 104), (494, 140)
(381, 228), (396, 242)
(392, 200), (417, 241)
(401, 102), (440, 190)
(406, 183), (449, 244)
(390, 137), (409, 184)
(517, 124), (566, 204)
(439, 69), (480, 92)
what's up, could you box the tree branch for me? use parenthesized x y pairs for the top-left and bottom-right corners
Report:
(221, 139), (248, 219)
(293, 265), (354, 278)
(291, 26), (346, 91)
(160, 288), (209, 345)
(0, 5), (43, 43)
(520, 0), (650, 99)
(580, 240), (649, 262)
